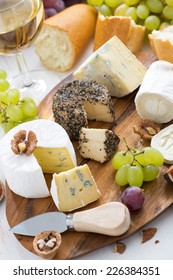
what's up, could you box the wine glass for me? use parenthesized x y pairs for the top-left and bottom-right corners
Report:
(0, 0), (60, 105)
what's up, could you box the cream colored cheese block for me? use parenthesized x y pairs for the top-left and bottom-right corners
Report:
(73, 36), (146, 97)
(151, 124), (173, 164)
(0, 120), (77, 198)
(135, 60), (173, 123)
(78, 127), (120, 163)
(50, 164), (101, 212)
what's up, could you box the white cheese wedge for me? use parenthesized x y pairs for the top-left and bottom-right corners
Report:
(50, 164), (101, 212)
(78, 127), (120, 163)
(73, 36), (146, 97)
(135, 60), (173, 123)
(0, 120), (77, 198)
(151, 124), (173, 164)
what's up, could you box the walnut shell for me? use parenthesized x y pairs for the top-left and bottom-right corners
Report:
(33, 231), (61, 259)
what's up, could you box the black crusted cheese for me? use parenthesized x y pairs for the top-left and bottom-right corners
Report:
(52, 79), (115, 140)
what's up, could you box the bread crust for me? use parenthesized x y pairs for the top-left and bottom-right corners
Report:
(94, 14), (145, 53)
(35, 4), (97, 71)
(149, 29), (173, 64)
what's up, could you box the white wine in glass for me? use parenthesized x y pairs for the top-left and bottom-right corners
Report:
(0, 0), (59, 104)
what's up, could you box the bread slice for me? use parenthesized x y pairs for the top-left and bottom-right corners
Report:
(148, 26), (173, 63)
(35, 4), (97, 71)
(94, 14), (145, 53)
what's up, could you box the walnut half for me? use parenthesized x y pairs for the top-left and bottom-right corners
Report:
(11, 130), (37, 155)
(133, 120), (161, 140)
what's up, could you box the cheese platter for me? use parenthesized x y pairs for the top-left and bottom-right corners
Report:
(5, 42), (173, 260)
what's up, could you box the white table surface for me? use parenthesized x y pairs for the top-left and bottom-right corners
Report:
(0, 44), (173, 261)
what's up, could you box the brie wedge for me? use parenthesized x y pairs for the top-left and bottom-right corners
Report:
(151, 124), (173, 164)
(0, 119), (77, 198)
(135, 60), (173, 123)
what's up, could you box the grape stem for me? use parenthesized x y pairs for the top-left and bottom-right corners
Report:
(123, 137), (145, 167)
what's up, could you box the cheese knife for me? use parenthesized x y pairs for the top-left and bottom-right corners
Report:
(9, 202), (131, 237)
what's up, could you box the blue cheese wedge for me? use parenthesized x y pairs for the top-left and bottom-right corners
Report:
(0, 120), (77, 198)
(50, 164), (101, 212)
(78, 127), (120, 163)
(73, 36), (146, 97)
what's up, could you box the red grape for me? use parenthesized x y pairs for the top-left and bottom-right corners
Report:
(45, 7), (57, 18)
(121, 186), (145, 211)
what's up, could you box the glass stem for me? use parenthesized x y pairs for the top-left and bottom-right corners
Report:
(16, 52), (34, 87)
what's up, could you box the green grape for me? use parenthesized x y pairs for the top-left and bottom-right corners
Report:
(6, 89), (20, 105)
(23, 115), (39, 122)
(2, 121), (16, 133)
(114, 3), (129, 16)
(0, 79), (9, 92)
(128, 165), (144, 187)
(125, 7), (138, 22)
(146, 0), (164, 13)
(0, 91), (8, 104)
(165, 0), (173, 7)
(6, 104), (24, 122)
(142, 164), (159, 181)
(87, 0), (104, 6)
(160, 22), (170, 29)
(144, 15), (161, 30)
(163, 5), (173, 19)
(104, 0), (119, 8)
(0, 69), (7, 79)
(143, 147), (164, 166)
(136, 4), (150, 19)
(112, 151), (133, 169)
(20, 97), (38, 117)
(0, 111), (4, 123)
(98, 4), (112, 16)
(123, 0), (139, 5)
(115, 164), (130, 186)
(134, 151), (146, 166)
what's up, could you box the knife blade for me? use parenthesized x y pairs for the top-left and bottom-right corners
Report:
(9, 202), (131, 237)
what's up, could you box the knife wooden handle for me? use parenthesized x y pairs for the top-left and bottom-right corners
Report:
(73, 202), (131, 236)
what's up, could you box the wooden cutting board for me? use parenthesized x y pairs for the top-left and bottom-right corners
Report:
(6, 46), (173, 260)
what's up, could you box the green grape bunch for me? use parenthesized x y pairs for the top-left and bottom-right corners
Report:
(0, 69), (38, 133)
(112, 145), (164, 187)
(87, 0), (173, 31)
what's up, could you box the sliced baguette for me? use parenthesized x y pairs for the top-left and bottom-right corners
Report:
(94, 14), (145, 53)
(35, 4), (97, 71)
(148, 26), (173, 64)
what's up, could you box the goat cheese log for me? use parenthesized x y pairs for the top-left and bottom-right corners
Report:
(135, 60), (173, 123)
(35, 4), (97, 71)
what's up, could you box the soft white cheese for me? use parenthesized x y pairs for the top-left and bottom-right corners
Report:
(0, 119), (77, 198)
(135, 60), (173, 123)
(73, 36), (146, 97)
(151, 124), (173, 164)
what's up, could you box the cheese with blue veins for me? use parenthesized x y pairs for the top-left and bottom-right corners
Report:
(50, 164), (101, 212)
(73, 36), (147, 97)
(0, 119), (77, 198)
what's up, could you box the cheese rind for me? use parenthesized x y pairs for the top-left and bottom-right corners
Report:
(52, 79), (115, 139)
(0, 120), (77, 198)
(50, 164), (101, 212)
(78, 127), (120, 163)
(73, 36), (146, 97)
